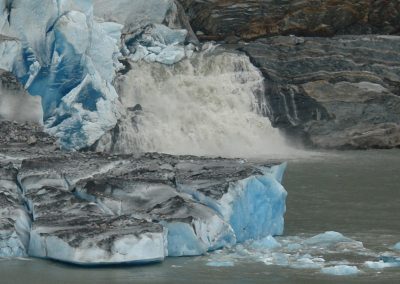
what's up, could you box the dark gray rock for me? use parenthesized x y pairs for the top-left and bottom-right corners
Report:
(236, 35), (400, 149)
(0, 120), (58, 163)
(178, 0), (400, 40)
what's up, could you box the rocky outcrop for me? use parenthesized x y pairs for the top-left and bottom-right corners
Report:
(236, 35), (400, 149)
(179, 0), (400, 40)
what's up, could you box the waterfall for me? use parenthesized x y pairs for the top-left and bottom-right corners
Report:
(95, 49), (291, 158)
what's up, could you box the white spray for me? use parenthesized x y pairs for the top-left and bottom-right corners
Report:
(0, 72), (43, 124)
(97, 49), (291, 158)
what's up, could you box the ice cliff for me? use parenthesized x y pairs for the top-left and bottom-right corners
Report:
(0, 123), (288, 264)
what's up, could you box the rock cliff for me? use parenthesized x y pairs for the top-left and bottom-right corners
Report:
(237, 35), (400, 149)
(179, 0), (400, 40)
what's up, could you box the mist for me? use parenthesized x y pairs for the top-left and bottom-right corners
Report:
(0, 77), (43, 124)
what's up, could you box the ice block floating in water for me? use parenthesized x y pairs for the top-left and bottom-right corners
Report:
(1, 153), (287, 265)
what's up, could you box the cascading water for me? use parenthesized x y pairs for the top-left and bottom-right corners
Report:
(95, 48), (291, 158)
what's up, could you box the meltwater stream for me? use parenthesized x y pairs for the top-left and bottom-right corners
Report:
(95, 49), (291, 157)
(1, 150), (399, 284)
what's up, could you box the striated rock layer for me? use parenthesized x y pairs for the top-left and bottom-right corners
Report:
(237, 35), (400, 149)
(179, 0), (400, 40)
(0, 120), (287, 265)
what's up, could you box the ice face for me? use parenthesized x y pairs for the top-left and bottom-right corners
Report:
(226, 174), (287, 242)
(3, 151), (287, 264)
(28, 219), (167, 265)
(176, 162), (287, 242)
(394, 242), (400, 251)
(0, 0), (122, 150)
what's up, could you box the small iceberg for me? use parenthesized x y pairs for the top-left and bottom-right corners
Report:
(249, 235), (281, 250)
(365, 260), (400, 269)
(320, 265), (360, 276)
(206, 260), (235, 267)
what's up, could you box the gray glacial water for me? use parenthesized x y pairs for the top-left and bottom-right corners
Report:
(1, 149), (399, 284)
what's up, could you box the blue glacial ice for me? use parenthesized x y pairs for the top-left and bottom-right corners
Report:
(394, 242), (400, 251)
(5, 153), (289, 264)
(303, 231), (358, 247)
(0, 0), (197, 149)
(203, 230), (398, 275)
(178, 163), (288, 244)
(249, 235), (282, 250)
(0, 0), (122, 149)
(365, 258), (400, 269)
(93, 0), (194, 66)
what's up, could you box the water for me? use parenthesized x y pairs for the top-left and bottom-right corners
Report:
(96, 50), (291, 157)
(1, 149), (399, 283)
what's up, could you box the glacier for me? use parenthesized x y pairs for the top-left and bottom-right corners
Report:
(0, 0), (122, 149)
(0, 119), (289, 264)
(0, 0), (291, 266)
(0, 0), (198, 150)
(20, 154), (286, 264)
(0, 0), (291, 155)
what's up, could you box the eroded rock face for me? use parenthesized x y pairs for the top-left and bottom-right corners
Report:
(238, 35), (400, 149)
(179, 0), (400, 40)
